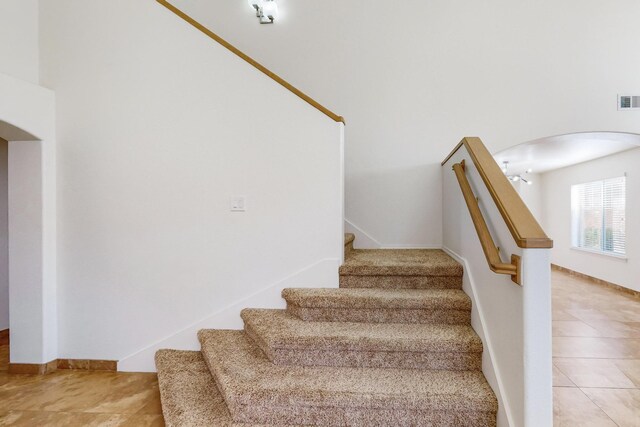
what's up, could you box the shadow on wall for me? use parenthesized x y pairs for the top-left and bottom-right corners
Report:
(346, 163), (442, 248)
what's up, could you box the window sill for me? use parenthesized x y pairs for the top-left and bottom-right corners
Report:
(570, 246), (628, 261)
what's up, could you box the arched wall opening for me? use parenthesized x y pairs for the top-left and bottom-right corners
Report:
(0, 121), (56, 368)
(494, 131), (640, 293)
(0, 72), (57, 368)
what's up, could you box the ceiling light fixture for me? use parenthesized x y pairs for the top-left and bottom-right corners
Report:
(502, 161), (533, 185)
(248, 0), (278, 24)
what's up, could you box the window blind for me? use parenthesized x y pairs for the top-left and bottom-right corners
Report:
(603, 177), (626, 254)
(571, 176), (626, 255)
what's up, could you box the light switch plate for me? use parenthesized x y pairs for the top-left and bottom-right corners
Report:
(230, 196), (246, 212)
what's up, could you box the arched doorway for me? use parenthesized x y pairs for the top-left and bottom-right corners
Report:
(1, 125), (41, 348)
(494, 131), (640, 292)
(494, 131), (640, 224)
(0, 75), (57, 371)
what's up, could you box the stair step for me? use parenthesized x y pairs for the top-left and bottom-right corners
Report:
(282, 287), (471, 324)
(155, 350), (244, 427)
(339, 249), (463, 289)
(199, 330), (497, 426)
(241, 309), (482, 370)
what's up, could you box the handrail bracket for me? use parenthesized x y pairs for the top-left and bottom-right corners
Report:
(510, 254), (521, 286)
(453, 160), (522, 286)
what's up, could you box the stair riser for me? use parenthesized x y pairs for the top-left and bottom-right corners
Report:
(230, 403), (496, 427)
(340, 275), (462, 289)
(266, 348), (482, 371)
(244, 324), (481, 371)
(287, 304), (471, 324)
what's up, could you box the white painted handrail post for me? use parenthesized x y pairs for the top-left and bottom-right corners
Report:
(521, 249), (552, 426)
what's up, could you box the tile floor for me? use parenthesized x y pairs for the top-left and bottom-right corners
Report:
(0, 343), (164, 426)
(0, 268), (638, 426)
(552, 269), (640, 427)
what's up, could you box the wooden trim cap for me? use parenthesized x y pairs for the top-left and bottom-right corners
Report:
(443, 137), (553, 249)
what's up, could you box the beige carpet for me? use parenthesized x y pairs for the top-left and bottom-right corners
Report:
(155, 350), (244, 427)
(200, 330), (496, 426)
(242, 308), (482, 370)
(156, 240), (497, 426)
(156, 349), (298, 427)
(282, 287), (471, 324)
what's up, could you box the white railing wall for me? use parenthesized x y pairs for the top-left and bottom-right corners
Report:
(442, 145), (552, 427)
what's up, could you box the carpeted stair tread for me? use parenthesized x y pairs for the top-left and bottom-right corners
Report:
(282, 287), (471, 310)
(241, 309), (481, 353)
(155, 350), (267, 427)
(199, 330), (497, 426)
(339, 249), (462, 276)
(282, 287), (472, 324)
(241, 309), (481, 370)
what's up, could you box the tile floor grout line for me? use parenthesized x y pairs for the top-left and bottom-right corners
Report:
(576, 386), (621, 427)
(552, 269), (640, 425)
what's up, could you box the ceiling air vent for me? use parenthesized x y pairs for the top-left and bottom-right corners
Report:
(618, 95), (640, 110)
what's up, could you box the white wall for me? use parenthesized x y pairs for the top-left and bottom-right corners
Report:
(513, 175), (542, 224)
(0, 138), (7, 331)
(541, 147), (640, 292)
(173, 0), (640, 247)
(443, 147), (552, 427)
(39, 0), (343, 367)
(0, 0), (39, 84)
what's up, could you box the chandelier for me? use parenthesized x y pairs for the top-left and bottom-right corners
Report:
(501, 161), (533, 185)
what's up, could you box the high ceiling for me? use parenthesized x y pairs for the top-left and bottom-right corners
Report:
(493, 132), (640, 175)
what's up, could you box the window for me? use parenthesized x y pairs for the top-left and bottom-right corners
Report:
(571, 176), (626, 256)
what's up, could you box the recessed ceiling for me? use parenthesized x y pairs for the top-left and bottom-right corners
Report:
(493, 132), (640, 175)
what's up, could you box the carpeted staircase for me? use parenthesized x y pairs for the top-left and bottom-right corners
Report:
(156, 234), (498, 426)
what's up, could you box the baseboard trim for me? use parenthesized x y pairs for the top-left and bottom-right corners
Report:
(551, 264), (639, 299)
(0, 329), (8, 346)
(57, 359), (118, 372)
(8, 360), (58, 375)
(118, 258), (340, 372)
(344, 218), (382, 248)
(7, 358), (118, 375)
(344, 219), (441, 250)
(442, 246), (515, 427)
(380, 244), (443, 249)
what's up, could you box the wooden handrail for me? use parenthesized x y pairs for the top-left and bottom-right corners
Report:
(156, 0), (345, 124)
(453, 160), (521, 285)
(443, 137), (552, 249)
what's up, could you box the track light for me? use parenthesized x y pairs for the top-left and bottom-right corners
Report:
(248, 0), (278, 24)
(502, 161), (534, 186)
